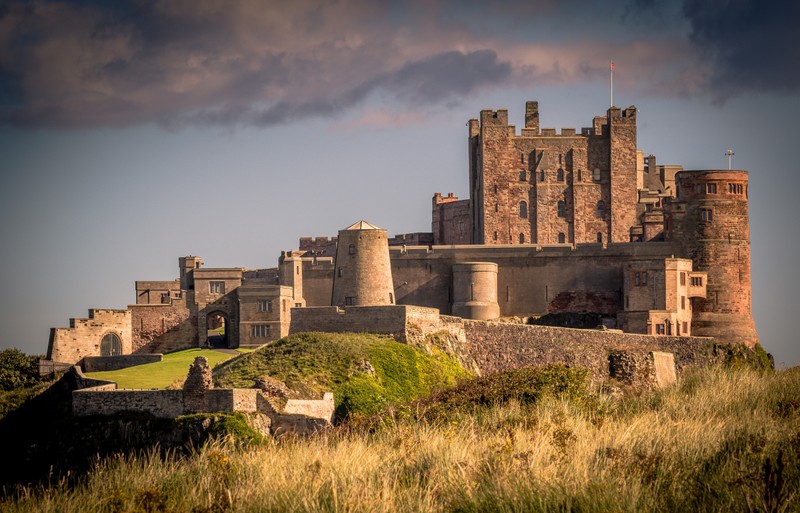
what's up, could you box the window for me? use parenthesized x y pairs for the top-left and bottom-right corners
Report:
(577, 170), (582, 181)
(680, 272), (686, 286)
(729, 183), (743, 194)
(519, 233), (525, 244)
(257, 300), (272, 313)
(337, 268), (343, 277)
(683, 322), (688, 334)
(519, 169), (527, 181)
(557, 200), (566, 218)
(681, 296), (686, 310)
(250, 325), (270, 338)
(597, 232), (603, 243)
(633, 271), (648, 287)
(493, 184), (498, 194)
(495, 203), (499, 212)
(558, 232), (566, 244)
(691, 276), (703, 286)
(655, 324), (666, 335)
(520, 152), (525, 163)
(706, 183), (717, 194)
(493, 231), (498, 241)
(348, 244), (356, 255)
(100, 333), (122, 356)
(665, 320), (672, 335)
(519, 201), (528, 219)
(596, 200), (606, 218)
(345, 296), (356, 306)
(593, 168), (601, 181)
(557, 168), (564, 182)
(540, 170), (545, 182)
(389, 292), (394, 303)
(209, 281), (225, 294)
(700, 208), (713, 222)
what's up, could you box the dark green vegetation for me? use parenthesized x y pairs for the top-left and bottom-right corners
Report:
(215, 332), (471, 418)
(0, 348), (52, 419)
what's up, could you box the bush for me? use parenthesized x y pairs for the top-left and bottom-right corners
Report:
(0, 348), (43, 391)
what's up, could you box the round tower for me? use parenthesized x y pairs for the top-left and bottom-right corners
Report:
(666, 170), (758, 347)
(331, 220), (395, 307)
(452, 262), (500, 320)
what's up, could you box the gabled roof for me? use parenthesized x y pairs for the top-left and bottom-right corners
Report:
(343, 220), (382, 230)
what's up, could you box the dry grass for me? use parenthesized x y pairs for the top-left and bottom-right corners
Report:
(3, 365), (798, 512)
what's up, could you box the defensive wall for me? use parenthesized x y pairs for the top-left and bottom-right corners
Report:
(290, 305), (719, 379)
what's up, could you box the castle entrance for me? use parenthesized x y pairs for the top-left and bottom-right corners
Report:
(206, 311), (229, 348)
(100, 332), (122, 356)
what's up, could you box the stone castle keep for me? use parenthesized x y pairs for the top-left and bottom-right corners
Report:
(45, 101), (759, 367)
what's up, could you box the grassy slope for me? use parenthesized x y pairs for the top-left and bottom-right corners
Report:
(214, 332), (471, 417)
(2, 365), (797, 512)
(84, 348), (239, 389)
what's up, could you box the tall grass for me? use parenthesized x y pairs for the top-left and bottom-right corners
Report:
(3, 366), (798, 512)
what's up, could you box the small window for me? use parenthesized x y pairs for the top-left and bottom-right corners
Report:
(665, 320), (672, 336)
(519, 201), (528, 219)
(540, 170), (545, 182)
(681, 296), (686, 310)
(577, 170), (582, 181)
(209, 281), (225, 294)
(655, 324), (666, 335)
(519, 233), (525, 244)
(348, 244), (356, 255)
(345, 296), (356, 306)
(557, 168), (564, 182)
(493, 231), (498, 241)
(558, 232), (566, 244)
(520, 152), (525, 163)
(250, 325), (270, 338)
(493, 184), (498, 194)
(337, 268), (343, 278)
(597, 232), (603, 243)
(706, 183), (717, 194)
(389, 292), (394, 303)
(691, 276), (703, 286)
(683, 321), (688, 333)
(557, 200), (566, 218)
(596, 200), (606, 218)
(633, 271), (648, 287)
(257, 300), (271, 313)
(701, 208), (713, 222)
(495, 203), (499, 213)
(519, 169), (527, 181)
(680, 272), (686, 286)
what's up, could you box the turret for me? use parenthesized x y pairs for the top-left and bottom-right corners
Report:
(178, 256), (202, 290)
(665, 170), (758, 347)
(451, 262), (500, 320)
(331, 220), (395, 307)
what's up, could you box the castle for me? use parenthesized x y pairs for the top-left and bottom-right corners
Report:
(44, 101), (758, 367)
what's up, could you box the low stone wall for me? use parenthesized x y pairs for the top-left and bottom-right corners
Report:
(82, 354), (163, 372)
(73, 388), (259, 418)
(289, 305), (440, 343)
(283, 393), (335, 422)
(448, 320), (716, 378)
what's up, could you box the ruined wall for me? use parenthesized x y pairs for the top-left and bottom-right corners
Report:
(47, 309), (132, 364)
(130, 298), (196, 353)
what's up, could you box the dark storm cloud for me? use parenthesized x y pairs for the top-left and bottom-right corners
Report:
(682, 0), (800, 99)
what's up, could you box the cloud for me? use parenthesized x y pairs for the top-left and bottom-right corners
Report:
(3, 0), (780, 129)
(682, 0), (800, 100)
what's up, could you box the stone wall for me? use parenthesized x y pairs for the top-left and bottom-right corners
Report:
(82, 354), (163, 372)
(73, 388), (259, 418)
(130, 298), (196, 353)
(432, 194), (472, 245)
(47, 309), (132, 364)
(289, 305), (441, 343)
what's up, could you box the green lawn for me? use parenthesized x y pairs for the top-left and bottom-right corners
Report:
(84, 349), (240, 389)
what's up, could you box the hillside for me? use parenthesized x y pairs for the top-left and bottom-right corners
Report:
(1, 364), (797, 511)
(214, 332), (471, 418)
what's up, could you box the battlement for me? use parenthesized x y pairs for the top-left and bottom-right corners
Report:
(433, 192), (460, 204)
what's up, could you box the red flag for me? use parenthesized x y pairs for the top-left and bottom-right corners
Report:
(611, 61), (615, 71)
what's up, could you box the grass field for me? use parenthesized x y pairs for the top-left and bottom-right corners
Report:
(84, 348), (242, 389)
(3, 365), (797, 512)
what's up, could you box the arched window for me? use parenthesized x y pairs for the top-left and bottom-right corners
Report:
(558, 232), (566, 244)
(597, 232), (603, 243)
(519, 233), (525, 244)
(557, 168), (564, 182)
(597, 200), (606, 218)
(519, 201), (528, 219)
(557, 200), (566, 218)
(100, 333), (122, 356)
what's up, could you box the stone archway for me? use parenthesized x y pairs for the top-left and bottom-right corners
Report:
(100, 332), (122, 356)
(206, 311), (229, 348)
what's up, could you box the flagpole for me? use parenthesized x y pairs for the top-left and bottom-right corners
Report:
(610, 61), (614, 108)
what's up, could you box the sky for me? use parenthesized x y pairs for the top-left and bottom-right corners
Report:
(0, 0), (798, 367)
